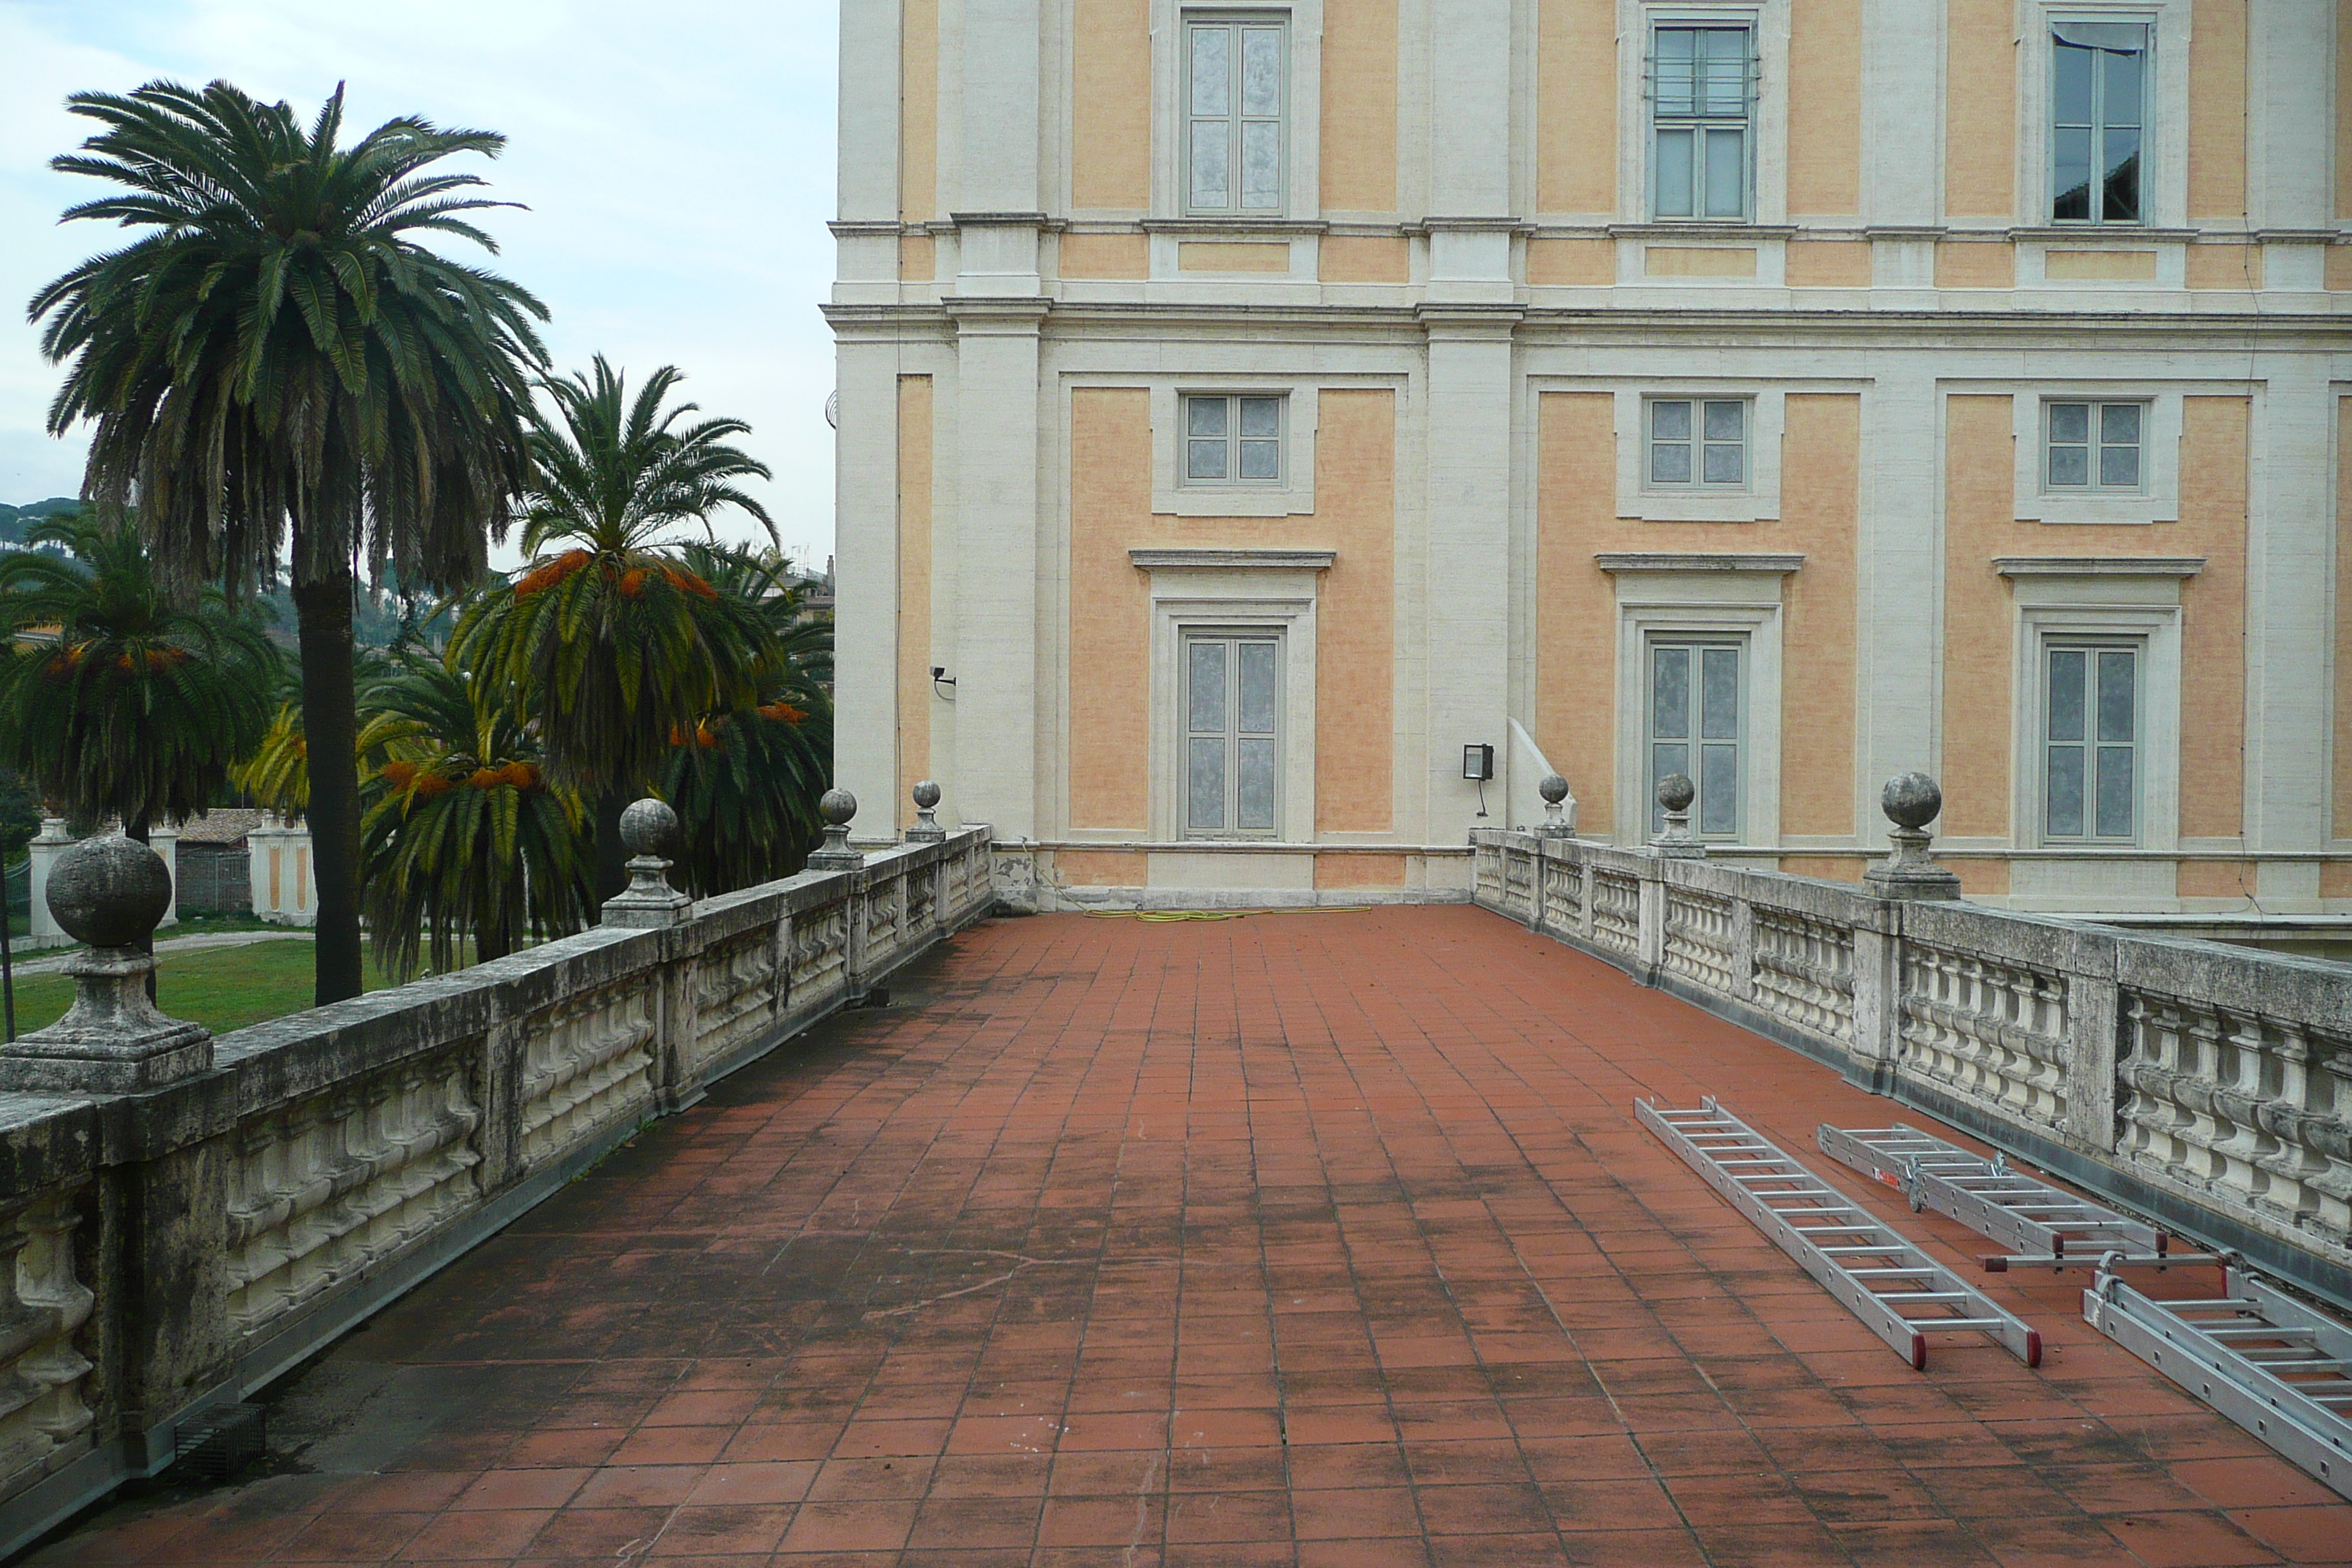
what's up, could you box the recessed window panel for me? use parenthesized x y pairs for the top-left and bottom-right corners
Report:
(1182, 394), (1283, 487)
(1652, 26), (1752, 219)
(1185, 634), (1282, 840)
(1648, 640), (1742, 839)
(1187, 20), (1284, 216)
(2051, 23), (2147, 224)
(2046, 400), (2145, 494)
(1648, 398), (1748, 490)
(2044, 642), (2138, 843)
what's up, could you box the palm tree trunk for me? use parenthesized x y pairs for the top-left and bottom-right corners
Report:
(293, 570), (365, 1004)
(594, 786), (629, 913)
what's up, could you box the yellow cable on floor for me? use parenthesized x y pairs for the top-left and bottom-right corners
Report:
(1083, 905), (1373, 921)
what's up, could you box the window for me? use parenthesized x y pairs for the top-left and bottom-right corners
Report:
(2043, 643), (2138, 843)
(1186, 17), (1286, 216)
(2045, 401), (2144, 492)
(1648, 399), (1746, 488)
(1651, 25), (1754, 219)
(1184, 634), (1281, 837)
(1183, 394), (1284, 484)
(1648, 641), (1743, 837)
(2051, 21), (2146, 223)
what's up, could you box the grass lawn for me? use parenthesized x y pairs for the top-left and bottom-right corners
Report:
(2, 938), (397, 1039)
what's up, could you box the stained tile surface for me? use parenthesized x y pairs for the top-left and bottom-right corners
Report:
(31, 908), (2352, 1566)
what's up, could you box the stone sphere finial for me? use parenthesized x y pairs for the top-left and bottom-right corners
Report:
(619, 797), (680, 859)
(1538, 772), (1569, 807)
(912, 780), (942, 810)
(1881, 772), (1943, 832)
(1656, 773), (1696, 813)
(820, 787), (858, 828)
(48, 834), (172, 949)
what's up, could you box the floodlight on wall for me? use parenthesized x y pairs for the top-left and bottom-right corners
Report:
(931, 666), (957, 699)
(1463, 743), (1495, 820)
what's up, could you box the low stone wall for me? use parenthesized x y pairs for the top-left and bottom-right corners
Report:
(0, 826), (994, 1556)
(1471, 828), (2352, 1312)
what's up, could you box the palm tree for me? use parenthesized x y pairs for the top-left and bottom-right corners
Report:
(358, 645), (591, 979)
(660, 544), (834, 896)
(451, 358), (777, 905)
(0, 512), (279, 837)
(29, 80), (546, 1003)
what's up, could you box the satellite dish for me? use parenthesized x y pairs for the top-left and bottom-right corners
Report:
(824, 391), (839, 429)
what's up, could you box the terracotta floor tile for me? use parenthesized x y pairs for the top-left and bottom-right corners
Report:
(2100, 1509), (2288, 1567)
(27, 911), (2349, 1567)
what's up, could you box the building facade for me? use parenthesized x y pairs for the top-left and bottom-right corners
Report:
(829, 0), (2352, 913)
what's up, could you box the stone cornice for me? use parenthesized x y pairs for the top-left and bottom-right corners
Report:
(1596, 552), (1806, 574)
(1994, 556), (2207, 578)
(1128, 549), (1335, 572)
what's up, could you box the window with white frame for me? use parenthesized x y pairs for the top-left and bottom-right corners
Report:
(2044, 400), (2144, 493)
(1648, 640), (1744, 837)
(1648, 398), (1747, 488)
(2050, 20), (2148, 223)
(1183, 393), (1284, 485)
(1651, 24), (1755, 220)
(1184, 633), (1282, 838)
(2043, 641), (2139, 843)
(1186, 16), (1286, 216)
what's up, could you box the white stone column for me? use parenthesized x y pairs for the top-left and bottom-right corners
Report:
(833, 334), (904, 846)
(148, 826), (178, 927)
(949, 302), (1047, 839)
(1422, 310), (1520, 843)
(26, 818), (70, 949)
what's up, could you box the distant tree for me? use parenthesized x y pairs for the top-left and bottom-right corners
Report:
(451, 358), (777, 905)
(29, 80), (546, 1004)
(660, 545), (833, 895)
(0, 513), (279, 840)
(357, 644), (590, 977)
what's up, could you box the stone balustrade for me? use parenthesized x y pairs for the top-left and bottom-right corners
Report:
(1472, 784), (2352, 1316)
(0, 796), (993, 1555)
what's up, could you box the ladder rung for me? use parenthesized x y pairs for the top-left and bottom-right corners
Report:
(1880, 1292), (1973, 1304)
(1820, 1245), (1910, 1255)
(1922, 1317), (2011, 1330)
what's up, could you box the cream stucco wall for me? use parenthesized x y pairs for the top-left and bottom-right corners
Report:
(828, 0), (2352, 911)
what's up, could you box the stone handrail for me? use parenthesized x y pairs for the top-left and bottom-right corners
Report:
(1471, 826), (2352, 1313)
(0, 815), (993, 1555)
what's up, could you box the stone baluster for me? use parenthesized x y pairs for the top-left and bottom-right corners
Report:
(1650, 774), (1706, 859)
(601, 799), (691, 930)
(905, 780), (946, 844)
(1863, 772), (1962, 901)
(807, 788), (864, 871)
(0, 834), (211, 1093)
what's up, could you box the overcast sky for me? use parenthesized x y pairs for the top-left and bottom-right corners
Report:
(0, 0), (841, 573)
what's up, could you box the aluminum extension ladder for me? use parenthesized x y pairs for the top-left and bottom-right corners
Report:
(1637, 1098), (2041, 1370)
(2085, 1261), (2352, 1501)
(1816, 1123), (2220, 1273)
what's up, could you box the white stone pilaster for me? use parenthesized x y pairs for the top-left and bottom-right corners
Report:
(834, 339), (905, 846)
(957, 0), (1042, 216)
(1858, 365), (1942, 829)
(2244, 355), (2332, 859)
(1861, 0), (1944, 230)
(25, 818), (69, 949)
(838, 0), (903, 225)
(149, 826), (178, 927)
(1422, 310), (1519, 844)
(2248, 0), (2332, 235)
(950, 303), (1047, 839)
(1428, 0), (1512, 219)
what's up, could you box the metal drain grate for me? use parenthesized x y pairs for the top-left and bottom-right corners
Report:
(170, 1403), (265, 1483)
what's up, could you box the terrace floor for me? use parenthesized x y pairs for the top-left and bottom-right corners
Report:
(28, 906), (2352, 1568)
